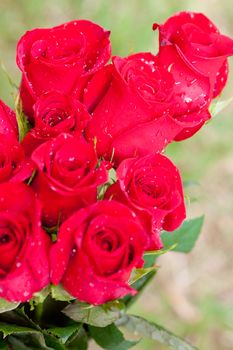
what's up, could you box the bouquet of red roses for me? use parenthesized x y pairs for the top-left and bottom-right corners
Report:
(0, 11), (232, 350)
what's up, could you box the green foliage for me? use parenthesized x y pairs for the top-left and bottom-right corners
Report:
(8, 335), (48, 350)
(30, 287), (50, 310)
(15, 95), (31, 142)
(8, 332), (66, 350)
(98, 168), (117, 200)
(0, 322), (39, 338)
(129, 267), (158, 285)
(0, 338), (7, 350)
(89, 323), (138, 350)
(124, 216), (204, 309)
(65, 327), (88, 350)
(144, 244), (177, 257)
(47, 325), (80, 345)
(62, 301), (121, 327)
(161, 216), (204, 253)
(0, 298), (19, 314)
(0, 309), (79, 349)
(51, 285), (75, 302)
(117, 314), (198, 350)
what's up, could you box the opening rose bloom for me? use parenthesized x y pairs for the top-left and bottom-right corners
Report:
(31, 133), (108, 227)
(50, 201), (147, 305)
(22, 91), (90, 155)
(155, 11), (233, 97)
(17, 20), (111, 119)
(153, 12), (233, 141)
(0, 100), (18, 139)
(84, 52), (210, 164)
(105, 154), (186, 250)
(0, 134), (34, 183)
(0, 182), (50, 302)
(154, 11), (233, 138)
(85, 53), (174, 163)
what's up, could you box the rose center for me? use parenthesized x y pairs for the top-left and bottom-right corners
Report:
(42, 111), (69, 128)
(94, 230), (120, 253)
(0, 233), (11, 244)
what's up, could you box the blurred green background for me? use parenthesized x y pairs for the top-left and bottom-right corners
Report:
(0, 0), (233, 349)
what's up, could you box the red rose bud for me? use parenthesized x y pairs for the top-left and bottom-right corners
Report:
(105, 153), (186, 250)
(22, 91), (90, 155)
(50, 200), (147, 305)
(0, 134), (34, 183)
(85, 53), (184, 164)
(31, 133), (108, 227)
(17, 20), (111, 119)
(154, 11), (233, 99)
(0, 182), (50, 302)
(0, 100), (18, 139)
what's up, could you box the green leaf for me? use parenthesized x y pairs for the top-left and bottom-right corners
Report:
(129, 267), (157, 285)
(209, 96), (233, 117)
(63, 301), (121, 327)
(31, 286), (50, 307)
(0, 338), (8, 350)
(8, 332), (65, 350)
(98, 182), (111, 200)
(161, 216), (204, 253)
(0, 298), (19, 314)
(89, 323), (137, 350)
(42, 333), (67, 350)
(7, 336), (33, 350)
(15, 95), (31, 142)
(46, 324), (80, 345)
(108, 168), (117, 183)
(0, 322), (39, 338)
(98, 167), (117, 199)
(51, 284), (75, 302)
(66, 326), (88, 350)
(143, 244), (177, 257)
(123, 259), (157, 307)
(117, 315), (198, 350)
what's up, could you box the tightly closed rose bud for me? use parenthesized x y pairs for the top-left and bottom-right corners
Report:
(50, 200), (147, 305)
(31, 133), (108, 227)
(0, 100), (18, 139)
(0, 182), (50, 302)
(22, 91), (90, 155)
(105, 153), (186, 250)
(17, 20), (111, 119)
(0, 134), (34, 183)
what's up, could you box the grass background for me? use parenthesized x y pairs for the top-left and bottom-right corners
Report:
(0, 0), (233, 349)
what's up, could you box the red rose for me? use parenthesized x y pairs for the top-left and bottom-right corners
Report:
(105, 154), (186, 250)
(0, 100), (18, 139)
(50, 200), (147, 305)
(31, 133), (108, 227)
(85, 53), (184, 164)
(156, 44), (211, 141)
(0, 134), (34, 183)
(22, 91), (90, 155)
(0, 182), (50, 302)
(17, 20), (111, 119)
(154, 12), (233, 99)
